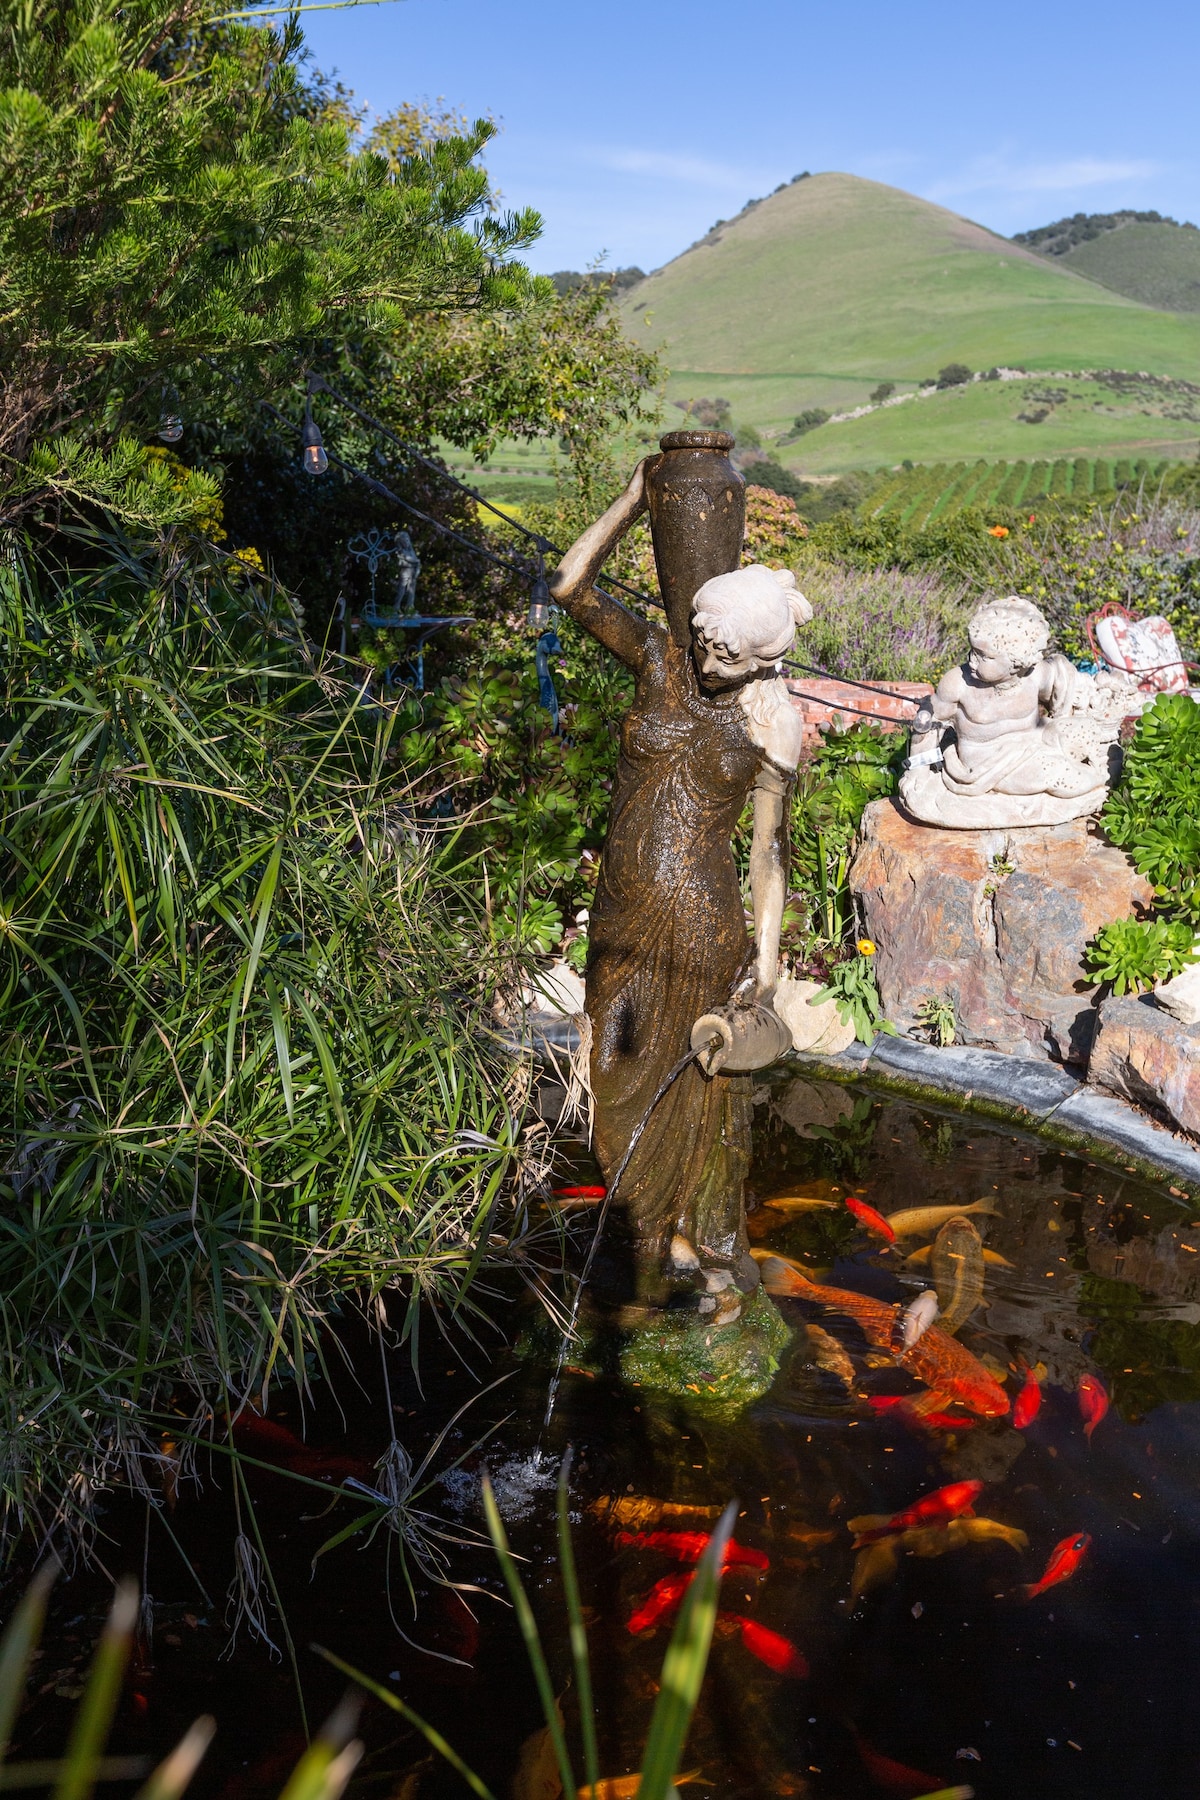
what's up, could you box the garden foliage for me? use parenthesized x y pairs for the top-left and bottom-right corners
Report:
(0, 0), (540, 525)
(1083, 691), (1200, 992)
(0, 533), (537, 1548)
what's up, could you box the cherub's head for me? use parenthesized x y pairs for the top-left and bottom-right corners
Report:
(967, 596), (1049, 685)
(690, 565), (812, 692)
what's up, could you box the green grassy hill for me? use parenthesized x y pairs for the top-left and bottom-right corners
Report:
(1051, 221), (1200, 313)
(620, 173), (1200, 474)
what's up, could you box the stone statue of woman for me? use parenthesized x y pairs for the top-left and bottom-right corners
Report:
(549, 452), (810, 1318)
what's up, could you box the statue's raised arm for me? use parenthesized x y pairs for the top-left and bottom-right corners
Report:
(546, 460), (653, 670)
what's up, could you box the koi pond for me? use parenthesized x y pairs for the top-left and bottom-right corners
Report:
(13, 1074), (1200, 1799)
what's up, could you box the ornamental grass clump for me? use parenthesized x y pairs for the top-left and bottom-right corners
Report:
(0, 530), (537, 1555)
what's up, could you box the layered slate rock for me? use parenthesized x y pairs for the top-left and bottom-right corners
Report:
(1088, 994), (1200, 1141)
(850, 799), (1152, 1063)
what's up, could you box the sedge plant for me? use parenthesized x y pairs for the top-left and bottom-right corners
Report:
(0, 528), (544, 1559)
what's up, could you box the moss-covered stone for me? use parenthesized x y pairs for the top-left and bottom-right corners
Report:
(617, 1287), (791, 1413)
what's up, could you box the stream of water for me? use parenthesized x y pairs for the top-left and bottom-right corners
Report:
(12, 1072), (1200, 1798)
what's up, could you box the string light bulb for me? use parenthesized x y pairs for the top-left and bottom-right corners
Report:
(528, 541), (551, 630)
(301, 380), (328, 476)
(156, 385), (183, 443)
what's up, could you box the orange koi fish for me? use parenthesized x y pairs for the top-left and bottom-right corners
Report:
(590, 1496), (722, 1532)
(757, 1258), (1009, 1418)
(1078, 1373), (1109, 1440)
(851, 1480), (984, 1546)
(720, 1613), (808, 1678)
(615, 1530), (769, 1571)
(1013, 1370), (1043, 1430)
(846, 1196), (897, 1243)
(577, 1773), (703, 1798)
(626, 1573), (690, 1634)
(1021, 1530), (1091, 1600)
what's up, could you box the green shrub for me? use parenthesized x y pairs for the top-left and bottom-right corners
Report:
(809, 952), (894, 1043)
(1085, 918), (1198, 995)
(1101, 691), (1200, 920)
(785, 722), (906, 954)
(936, 363), (973, 389)
(793, 408), (831, 434)
(741, 456), (805, 501)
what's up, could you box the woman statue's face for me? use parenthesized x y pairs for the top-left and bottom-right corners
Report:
(692, 623), (759, 691)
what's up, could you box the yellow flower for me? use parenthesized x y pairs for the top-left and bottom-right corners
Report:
(857, 938), (876, 956)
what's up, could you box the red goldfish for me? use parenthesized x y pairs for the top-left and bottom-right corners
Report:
(552, 1185), (606, 1199)
(615, 1530), (769, 1571)
(852, 1728), (942, 1797)
(846, 1196), (897, 1243)
(627, 1573), (690, 1634)
(866, 1395), (975, 1433)
(230, 1410), (370, 1485)
(852, 1480), (984, 1545)
(721, 1613), (808, 1678)
(1021, 1530), (1091, 1600)
(758, 1258), (1009, 1418)
(1078, 1372), (1109, 1440)
(1013, 1370), (1042, 1429)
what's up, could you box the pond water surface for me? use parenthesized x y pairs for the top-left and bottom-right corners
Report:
(13, 1074), (1200, 1799)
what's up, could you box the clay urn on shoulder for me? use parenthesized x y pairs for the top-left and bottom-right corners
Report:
(644, 431), (746, 647)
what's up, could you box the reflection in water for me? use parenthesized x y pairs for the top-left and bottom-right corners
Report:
(17, 1077), (1200, 1798)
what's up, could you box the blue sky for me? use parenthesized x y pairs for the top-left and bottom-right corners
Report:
(297, 0), (1199, 274)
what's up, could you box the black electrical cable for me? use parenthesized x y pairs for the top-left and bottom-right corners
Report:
(261, 399), (635, 613)
(313, 378), (935, 706)
(258, 375), (932, 710)
(308, 374), (665, 611)
(782, 657), (927, 707)
(786, 687), (918, 724)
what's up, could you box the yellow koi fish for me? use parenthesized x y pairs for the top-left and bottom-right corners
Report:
(884, 1199), (999, 1238)
(931, 1217), (985, 1335)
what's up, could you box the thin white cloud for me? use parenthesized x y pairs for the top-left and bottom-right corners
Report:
(929, 154), (1162, 200)
(582, 144), (772, 192)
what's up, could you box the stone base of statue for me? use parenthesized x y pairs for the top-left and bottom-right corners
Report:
(1088, 993), (1200, 1141)
(898, 764), (1110, 830)
(850, 799), (1153, 1063)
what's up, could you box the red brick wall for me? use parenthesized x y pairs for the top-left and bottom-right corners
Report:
(785, 677), (933, 748)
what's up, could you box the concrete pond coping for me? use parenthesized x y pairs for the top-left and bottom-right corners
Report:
(787, 1033), (1200, 1197)
(513, 1012), (1200, 1195)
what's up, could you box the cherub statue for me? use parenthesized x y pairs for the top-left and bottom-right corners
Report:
(548, 458), (810, 1305)
(900, 596), (1123, 829)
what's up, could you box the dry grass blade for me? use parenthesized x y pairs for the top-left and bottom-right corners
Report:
(131, 1718), (217, 1800)
(51, 1579), (138, 1800)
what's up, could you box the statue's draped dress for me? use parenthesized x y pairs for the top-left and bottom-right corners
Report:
(586, 627), (765, 1278)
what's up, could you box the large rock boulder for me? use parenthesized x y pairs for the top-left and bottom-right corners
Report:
(850, 799), (1153, 1062)
(1088, 993), (1200, 1140)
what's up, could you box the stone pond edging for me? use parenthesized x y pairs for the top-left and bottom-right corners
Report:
(517, 1010), (1200, 1194)
(781, 1032), (1200, 1196)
